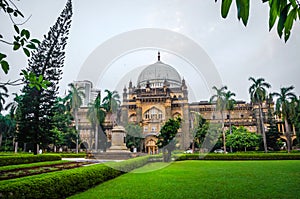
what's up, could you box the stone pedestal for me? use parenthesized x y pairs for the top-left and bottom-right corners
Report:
(108, 126), (130, 152)
(92, 126), (131, 160)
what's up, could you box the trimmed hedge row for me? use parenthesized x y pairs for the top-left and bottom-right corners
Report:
(0, 156), (150, 199)
(0, 155), (61, 166)
(175, 153), (300, 161)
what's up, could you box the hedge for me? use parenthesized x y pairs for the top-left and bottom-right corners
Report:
(0, 155), (61, 166)
(175, 153), (300, 161)
(0, 156), (150, 199)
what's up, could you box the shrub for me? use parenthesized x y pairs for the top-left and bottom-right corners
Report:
(0, 156), (149, 199)
(0, 155), (61, 166)
(175, 153), (300, 161)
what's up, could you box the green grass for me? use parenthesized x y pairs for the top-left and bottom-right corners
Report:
(69, 160), (300, 199)
(0, 160), (69, 172)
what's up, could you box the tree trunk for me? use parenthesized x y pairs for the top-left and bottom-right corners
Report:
(192, 139), (195, 153)
(259, 103), (268, 153)
(75, 109), (79, 154)
(229, 110), (232, 153)
(284, 119), (291, 153)
(34, 143), (38, 155)
(95, 125), (98, 151)
(14, 141), (18, 153)
(23, 143), (26, 152)
(167, 149), (171, 162)
(221, 111), (226, 153)
(0, 133), (2, 148)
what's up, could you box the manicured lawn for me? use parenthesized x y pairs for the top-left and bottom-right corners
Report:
(69, 160), (300, 199)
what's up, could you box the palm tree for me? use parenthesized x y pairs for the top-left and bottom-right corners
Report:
(248, 77), (271, 153)
(224, 90), (236, 152)
(87, 92), (106, 151)
(65, 83), (85, 153)
(0, 85), (9, 112)
(210, 85), (227, 153)
(272, 86), (297, 153)
(102, 89), (120, 125)
(4, 94), (22, 152)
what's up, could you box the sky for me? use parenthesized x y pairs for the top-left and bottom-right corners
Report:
(1, 0), (300, 105)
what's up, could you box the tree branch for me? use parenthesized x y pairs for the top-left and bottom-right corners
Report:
(0, 78), (24, 86)
(0, 39), (13, 45)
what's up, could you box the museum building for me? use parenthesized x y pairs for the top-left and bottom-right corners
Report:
(76, 52), (296, 152)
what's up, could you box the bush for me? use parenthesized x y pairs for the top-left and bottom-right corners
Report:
(175, 153), (300, 161)
(0, 155), (61, 166)
(0, 156), (149, 199)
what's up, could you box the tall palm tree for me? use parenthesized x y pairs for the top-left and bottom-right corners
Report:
(210, 85), (227, 153)
(65, 83), (85, 153)
(272, 86), (296, 153)
(224, 90), (236, 152)
(87, 92), (106, 150)
(248, 77), (271, 153)
(4, 94), (22, 152)
(0, 85), (9, 112)
(102, 89), (120, 125)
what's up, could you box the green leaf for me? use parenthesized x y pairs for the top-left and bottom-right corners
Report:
(26, 43), (36, 49)
(21, 29), (30, 39)
(7, 7), (14, 13)
(0, 53), (7, 60)
(285, 7), (297, 30)
(41, 80), (50, 89)
(269, 0), (279, 30)
(38, 75), (43, 83)
(21, 70), (28, 77)
(13, 11), (18, 17)
(14, 25), (20, 34)
(236, 0), (250, 26)
(1, 60), (9, 74)
(30, 39), (40, 44)
(277, 3), (291, 38)
(15, 9), (24, 18)
(13, 41), (20, 50)
(284, 7), (297, 42)
(221, 0), (233, 18)
(23, 48), (30, 57)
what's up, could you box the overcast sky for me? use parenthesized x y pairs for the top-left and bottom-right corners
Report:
(1, 0), (299, 104)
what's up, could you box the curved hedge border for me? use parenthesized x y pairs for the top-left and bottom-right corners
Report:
(0, 156), (149, 199)
(175, 153), (300, 161)
(0, 155), (61, 166)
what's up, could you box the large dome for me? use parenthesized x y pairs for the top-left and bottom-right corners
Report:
(137, 53), (182, 88)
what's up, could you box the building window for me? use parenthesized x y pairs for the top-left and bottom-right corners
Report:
(144, 127), (148, 132)
(145, 112), (149, 119)
(212, 115), (216, 120)
(159, 113), (163, 119)
(227, 115), (230, 119)
(144, 107), (162, 120)
(241, 114), (244, 118)
(151, 126), (156, 132)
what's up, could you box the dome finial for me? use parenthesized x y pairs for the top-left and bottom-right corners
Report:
(158, 51), (160, 61)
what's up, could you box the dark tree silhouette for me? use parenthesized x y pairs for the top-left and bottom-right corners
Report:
(17, 0), (73, 154)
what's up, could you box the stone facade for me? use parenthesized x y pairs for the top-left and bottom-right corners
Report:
(76, 53), (297, 152)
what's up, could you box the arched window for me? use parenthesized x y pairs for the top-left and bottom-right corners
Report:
(144, 107), (163, 120)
